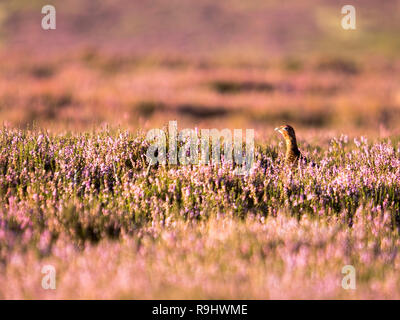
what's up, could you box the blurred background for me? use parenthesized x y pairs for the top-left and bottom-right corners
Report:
(0, 0), (400, 137)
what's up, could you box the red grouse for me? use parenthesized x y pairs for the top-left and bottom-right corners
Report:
(275, 125), (308, 165)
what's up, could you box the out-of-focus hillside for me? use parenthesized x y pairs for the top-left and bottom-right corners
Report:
(2, 0), (400, 57)
(0, 0), (399, 136)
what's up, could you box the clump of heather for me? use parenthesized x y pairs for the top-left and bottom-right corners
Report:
(1, 127), (400, 299)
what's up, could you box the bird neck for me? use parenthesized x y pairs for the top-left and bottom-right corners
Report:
(285, 136), (300, 155)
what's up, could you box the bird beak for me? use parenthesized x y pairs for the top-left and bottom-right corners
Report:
(274, 127), (281, 132)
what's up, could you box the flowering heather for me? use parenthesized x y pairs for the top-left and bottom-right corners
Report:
(0, 127), (400, 298)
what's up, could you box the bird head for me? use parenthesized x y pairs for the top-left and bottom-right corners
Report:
(274, 125), (296, 141)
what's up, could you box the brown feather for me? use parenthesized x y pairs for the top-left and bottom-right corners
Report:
(275, 125), (308, 165)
